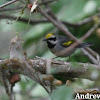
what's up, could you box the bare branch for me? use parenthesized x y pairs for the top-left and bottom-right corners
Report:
(81, 48), (98, 64)
(0, 13), (100, 27)
(37, 6), (99, 64)
(39, 0), (57, 5)
(0, 57), (100, 81)
(0, 35), (99, 98)
(80, 24), (99, 41)
(0, 36), (99, 84)
(0, 0), (19, 9)
(0, 6), (23, 12)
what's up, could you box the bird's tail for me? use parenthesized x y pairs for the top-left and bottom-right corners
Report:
(77, 43), (93, 48)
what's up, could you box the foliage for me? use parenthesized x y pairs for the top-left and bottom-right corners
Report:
(50, 86), (73, 100)
(0, 0), (100, 100)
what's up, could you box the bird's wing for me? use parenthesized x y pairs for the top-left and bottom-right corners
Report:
(58, 36), (74, 47)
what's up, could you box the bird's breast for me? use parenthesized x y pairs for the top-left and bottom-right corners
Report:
(50, 44), (76, 57)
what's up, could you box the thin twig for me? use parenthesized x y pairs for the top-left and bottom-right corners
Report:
(0, 14), (48, 24)
(37, 6), (77, 40)
(47, 9), (100, 61)
(37, 6), (99, 64)
(80, 23), (99, 59)
(0, 0), (19, 9)
(54, 24), (99, 64)
(0, 14), (92, 27)
(0, 6), (23, 12)
(81, 48), (98, 64)
(39, 0), (57, 5)
(80, 24), (99, 41)
(19, 0), (26, 4)
(0, 13), (100, 27)
(63, 13), (100, 27)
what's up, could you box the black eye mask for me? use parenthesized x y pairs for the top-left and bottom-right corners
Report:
(49, 37), (56, 41)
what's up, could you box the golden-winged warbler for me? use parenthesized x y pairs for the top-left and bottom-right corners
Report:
(43, 33), (92, 57)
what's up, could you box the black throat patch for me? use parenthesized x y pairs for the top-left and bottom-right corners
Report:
(47, 41), (56, 49)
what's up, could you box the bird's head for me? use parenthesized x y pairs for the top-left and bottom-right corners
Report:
(43, 33), (57, 48)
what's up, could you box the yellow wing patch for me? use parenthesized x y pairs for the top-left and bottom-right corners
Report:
(62, 41), (72, 46)
(46, 33), (53, 39)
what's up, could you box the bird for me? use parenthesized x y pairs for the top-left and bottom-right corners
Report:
(43, 33), (92, 58)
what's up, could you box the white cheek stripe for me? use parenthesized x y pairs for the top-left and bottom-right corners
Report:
(49, 40), (57, 45)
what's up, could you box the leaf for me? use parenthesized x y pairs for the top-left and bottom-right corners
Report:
(14, 21), (30, 31)
(50, 86), (73, 100)
(23, 23), (53, 49)
(52, 0), (100, 22)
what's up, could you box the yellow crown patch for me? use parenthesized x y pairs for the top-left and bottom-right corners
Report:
(46, 33), (53, 39)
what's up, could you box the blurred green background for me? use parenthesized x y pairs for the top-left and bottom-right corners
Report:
(0, 0), (100, 100)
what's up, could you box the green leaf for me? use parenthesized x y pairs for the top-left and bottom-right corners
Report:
(50, 86), (73, 100)
(23, 23), (53, 49)
(52, 0), (100, 22)
(14, 21), (30, 31)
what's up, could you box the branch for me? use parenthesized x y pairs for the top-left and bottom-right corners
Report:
(0, 12), (100, 27)
(0, 0), (56, 11)
(0, 35), (100, 99)
(38, 4), (99, 64)
(0, 6), (23, 12)
(37, 6), (99, 64)
(0, 14), (48, 24)
(80, 23), (100, 62)
(0, 57), (100, 81)
(0, 35), (99, 80)
(0, 3), (99, 64)
(0, 36), (99, 82)
(81, 24), (99, 41)
(0, 14), (95, 27)
(39, 0), (57, 5)
(0, 0), (19, 9)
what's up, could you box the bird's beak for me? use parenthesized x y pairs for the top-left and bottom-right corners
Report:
(42, 38), (48, 41)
